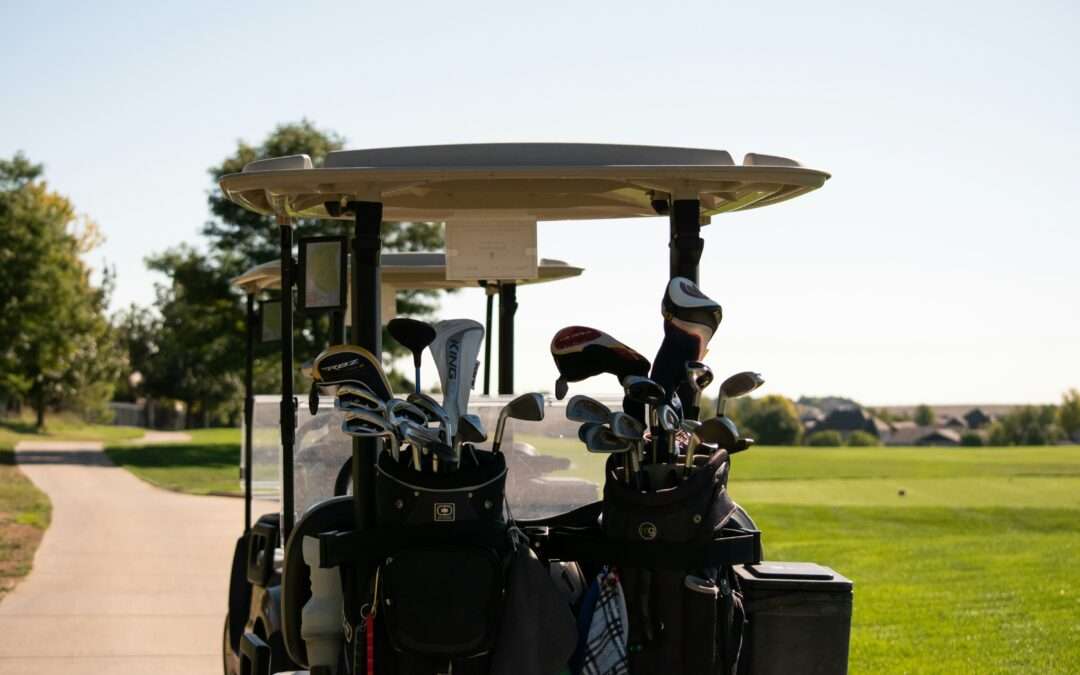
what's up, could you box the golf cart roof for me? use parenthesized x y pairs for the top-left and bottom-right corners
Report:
(219, 143), (829, 222)
(230, 252), (584, 293)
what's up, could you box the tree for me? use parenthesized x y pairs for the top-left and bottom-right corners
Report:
(913, 404), (936, 427)
(1058, 389), (1080, 442)
(806, 430), (844, 447)
(0, 153), (123, 427)
(732, 395), (803, 445)
(987, 405), (1063, 446)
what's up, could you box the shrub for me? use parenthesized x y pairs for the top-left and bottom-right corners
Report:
(846, 430), (881, 447)
(737, 395), (803, 445)
(806, 430), (844, 447)
(960, 432), (983, 447)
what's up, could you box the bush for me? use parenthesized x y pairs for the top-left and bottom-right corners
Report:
(806, 430), (844, 447)
(847, 430), (881, 447)
(735, 395), (803, 445)
(960, 432), (983, 447)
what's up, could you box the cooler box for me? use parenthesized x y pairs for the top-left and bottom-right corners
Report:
(734, 562), (853, 675)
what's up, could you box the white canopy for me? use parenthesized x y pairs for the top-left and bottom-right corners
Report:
(219, 143), (829, 222)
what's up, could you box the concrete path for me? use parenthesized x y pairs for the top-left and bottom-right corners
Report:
(0, 441), (242, 674)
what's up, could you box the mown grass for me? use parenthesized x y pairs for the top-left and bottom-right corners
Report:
(104, 428), (242, 496)
(516, 433), (1080, 673)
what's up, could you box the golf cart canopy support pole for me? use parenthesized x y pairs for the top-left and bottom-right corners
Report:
(244, 292), (255, 533)
(482, 281), (493, 396)
(498, 282), (518, 395)
(349, 201), (382, 530)
(279, 220), (296, 540)
(669, 198), (703, 283)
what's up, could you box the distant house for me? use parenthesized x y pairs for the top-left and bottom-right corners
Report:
(942, 416), (967, 430)
(886, 426), (962, 447)
(964, 408), (992, 429)
(799, 405), (826, 433)
(813, 407), (891, 438)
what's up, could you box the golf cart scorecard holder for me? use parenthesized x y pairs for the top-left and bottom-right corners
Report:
(219, 143), (839, 675)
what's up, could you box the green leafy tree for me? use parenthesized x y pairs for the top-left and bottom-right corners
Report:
(731, 395), (803, 445)
(987, 405), (1062, 446)
(1058, 389), (1080, 441)
(0, 153), (123, 426)
(913, 404), (936, 427)
(111, 304), (161, 402)
(960, 432), (983, 447)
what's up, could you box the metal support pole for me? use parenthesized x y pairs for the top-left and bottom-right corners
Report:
(669, 198), (704, 421)
(244, 293), (255, 533)
(498, 282), (518, 395)
(330, 311), (345, 346)
(278, 223), (296, 540)
(481, 281), (493, 396)
(669, 199), (703, 283)
(348, 201), (383, 530)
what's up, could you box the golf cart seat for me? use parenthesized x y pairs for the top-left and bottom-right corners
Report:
(281, 496), (353, 669)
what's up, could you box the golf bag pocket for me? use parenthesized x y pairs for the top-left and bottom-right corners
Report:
(380, 544), (506, 658)
(375, 450), (507, 527)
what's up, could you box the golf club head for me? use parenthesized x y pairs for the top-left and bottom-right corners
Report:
(493, 392), (546, 452)
(565, 395), (613, 424)
(429, 319), (485, 436)
(312, 345), (393, 400)
(650, 278), (722, 416)
(341, 412), (400, 458)
(583, 424), (630, 454)
(717, 371), (765, 415)
(335, 383), (387, 414)
(387, 318), (437, 368)
(656, 404), (681, 432)
(622, 375), (666, 407)
(550, 326), (650, 400)
(386, 399), (429, 428)
(610, 411), (646, 441)
(695, 415), (740, 450)
(732, 437), (755, 454)
(578, 422), (603, 443)
(685, 360), (714, 394)
(399, 420), (444, 446)
(457, 414), (487, 444)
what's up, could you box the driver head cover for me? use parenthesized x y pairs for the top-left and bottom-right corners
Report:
(429, 319), (485, 436)
(662, 278), (723, 356)
(312, 345), (393, 401)
(550, 326), (650, 400)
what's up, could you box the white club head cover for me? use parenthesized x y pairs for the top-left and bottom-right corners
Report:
(429, 318), (485, 438)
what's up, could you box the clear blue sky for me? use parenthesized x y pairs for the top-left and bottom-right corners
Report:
(2, 1), (1077, 405)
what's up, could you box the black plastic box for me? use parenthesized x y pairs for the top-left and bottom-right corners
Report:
(734, 562), (853, 675)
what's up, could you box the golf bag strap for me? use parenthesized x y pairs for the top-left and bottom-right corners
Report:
(537, 527), (761, 569)
(516, 500), (603, 529)
(318, 521), (511, 569)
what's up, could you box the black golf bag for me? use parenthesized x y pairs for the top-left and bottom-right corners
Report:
(370, 450), (514, 674)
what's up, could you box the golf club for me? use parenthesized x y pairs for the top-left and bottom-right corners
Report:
(335, 383), (387, 415)
(429, 319), (485, 439)
(341, 411), (400, 461)
(716, 371), (766, 416)
(622, 375), (666, 462)
(399, 420), (445, 471)
(492, 392), (545, 453)
(685, 360), (714, 416)
(406, 392), (451, 442)
(457, 414), (487, 444)
(550, 325), (650, 400)
(649, 278), (722, 420)
(681, 418), (704, 470)
(565, 394), (613, 424)
(656, 403), (681, 461)
(312, 344), (393, 401)
(386, 399), (429, 429)
(610, 411), (646, 486)
(695, 415), (740, 452)
(388, 317), (437, 394)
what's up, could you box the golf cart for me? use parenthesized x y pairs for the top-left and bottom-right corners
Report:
(226, 252), (588, 673)
(220, 144), (852, 675)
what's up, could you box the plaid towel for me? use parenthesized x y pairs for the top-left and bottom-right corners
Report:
(582, 568), (629, 675)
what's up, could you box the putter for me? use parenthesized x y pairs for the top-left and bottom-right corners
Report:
(492, 393), (545, 453)
(429, 319), (485, 439)
(565, 394), (613, 424)
(550, 325), (650, 400)
(649, 278), (722, 419)
(388, 317), (437, 394)
(610, 411), (646, 487)
(716, 371), (765, 417)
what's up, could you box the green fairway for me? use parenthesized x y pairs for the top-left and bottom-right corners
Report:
(105, 428), (242, 496)
(516, 433), (1080, 673)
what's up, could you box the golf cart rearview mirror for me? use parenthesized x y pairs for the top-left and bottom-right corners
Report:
(298, 235), (348, 314)
(258, 300), (282, 343)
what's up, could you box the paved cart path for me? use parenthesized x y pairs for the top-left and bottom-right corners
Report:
(0, 441), (241, 674)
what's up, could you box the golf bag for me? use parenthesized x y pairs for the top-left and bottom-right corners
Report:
(369, 450), (514, 674)
(602, 449), (748, 674)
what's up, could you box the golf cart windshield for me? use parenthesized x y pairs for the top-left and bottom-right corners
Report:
(248, 393), (623, 523)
